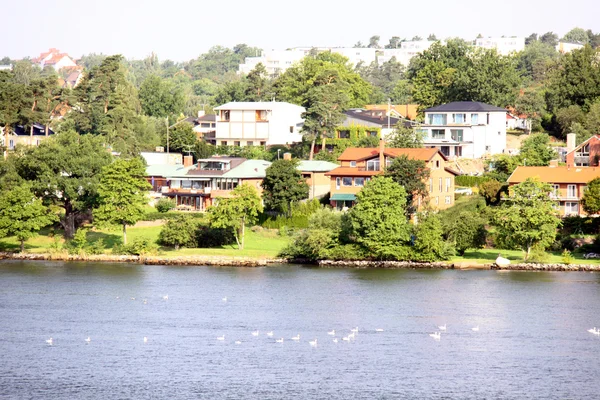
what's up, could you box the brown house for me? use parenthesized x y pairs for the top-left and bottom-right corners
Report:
(324, 140), (458, 209)
(566, 135), (600, 167)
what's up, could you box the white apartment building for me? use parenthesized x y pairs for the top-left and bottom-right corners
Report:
(475, 37), (525, 55)
(556, 42), (585, 53)
(419, 101), (507, 159)
(213, 101), (305, 147)
(378, 40), (438, 65)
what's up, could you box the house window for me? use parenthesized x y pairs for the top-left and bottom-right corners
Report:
(302, 173), (311, 179)
(565, 202), (579, 215)
(439, 178), (443, 192)
(338, 130), (350, 139)
(200, 123), (211, 128)
(471, 114), (479, 124)
(428, 114), (447, 125)
(435, 160), (440, 169)
(432, 129), (445, 139)
(434, 197), (439, 205)
(342, 177), (353, 186)
(247, 141), (253, 146)
(446, 178), (451, 192)
(440, 146), (450, 157)
(429, 178), (433, 192)
(182, 180), (192, 189)
(368, 131), (378, 136)
(455, 146), (463, 157)
(289, 126), (294, 133)
(326, 144), (334, 153)
(450, 129), (463, 142)
(255, 110), (267, 121)
(222, 110), (230, 121)
(445, 196), (451, 204)
(260, 141), (267, 146)
(567, 185), (577, 198)
(220, 141), (228, 146)
(366, 159), (380, 171)
(336, 177), (341, 190)
(486, 113), (490, 124)
(350, 161), (356, 167)
(552, 184), (560, 198)
(453, 113), (466, 123)
(354, 177), (365, 187)
(234, 141), (241, 147)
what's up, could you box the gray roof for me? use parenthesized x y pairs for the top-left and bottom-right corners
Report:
(146, 164), (191, 177)
(425, 101), (507, 113)
(297, 160), (339, 172)
(222, 159), (272, 178)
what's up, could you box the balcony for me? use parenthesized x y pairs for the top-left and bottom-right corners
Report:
(573, 155), (590, 166)
(162, 187), (211, 195)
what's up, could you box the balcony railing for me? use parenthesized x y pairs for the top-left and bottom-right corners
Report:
(574, 155), (590, 165)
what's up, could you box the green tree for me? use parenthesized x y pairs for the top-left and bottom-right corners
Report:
(516, 41), (557, 82)
(0, 182), (57, 252)
(384, 155), (430, 215)
(479, 179), (504, 206)
(93, 157), (151, 245)
(348, 177), (411, 259)
(386, 124), (423, 148)
(413, 213), (452, 261)
(486, 154), (520, 182)
(245, 63), (270, 101)
(0, 71), (30, 157)
(165, 121), (197, 154)
(540, 32), (559, 47)
(13, 131), (112, 238)
(519, 133), (557, 166)
(139, 75), (185, 118)
(157, 215), (198, 249)
(208, 183), (263, 250)
(492, 178), (561, 260)
(562, 27), (590, 45)
(581, 178), (600, 215)
(444, 210), (486, 256)
(261, 159), (309, 214)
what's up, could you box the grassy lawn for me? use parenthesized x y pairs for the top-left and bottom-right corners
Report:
(0, 224), (290, 259)
(453, 248), (600, 265)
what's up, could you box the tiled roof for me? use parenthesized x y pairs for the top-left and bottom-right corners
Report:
(507, 166), (600, 184)
(146, 164), (191, 177)
(425, 101), (507, 113)
(222, 159), (271, 178)
(566, 135), (600, 156)
(336, 147), (441, 162)
(296, 160), (339, 172)
(343, 109), (401, 127)
(325, 167), (382, 177)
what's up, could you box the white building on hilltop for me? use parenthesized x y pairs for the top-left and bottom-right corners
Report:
(475, 37), (525, 55)
(378, 40), (438, 65)
(556, 42), (585, 53)
(419, 101), (507, 159)
(213, 101), (305, 147)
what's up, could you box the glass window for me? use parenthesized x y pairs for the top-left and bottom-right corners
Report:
(289, 126), (293, 133)
(336, 177), (341, 189)
(446, 178), (451, 192)
(247, 141), (253, 146)
(451, 129), (463, 142)
(552, 184), (560, 197)
(354, 177), (365, 187)
(439, 178), (443, 192)
(200, 123), (211, 128)
(445, 196), (451, 204)
(565, 202), (579, 215)
(428, 114), (447, 125)
(234, 141), (240, 147)
(568, 185), (577, 198)
(255, 110), (267, 121)
(338, 130), (350, 139)
(222, 110), (230, 121)
(342, 177), (353, 186)
(182, 180), (192, 189)
(366, 159), (380, 171)
(432, 129), (445, 139)
(429, 178), (433, 192)
(456, 146), (462, 157)
(350, 161), (356, 167)
(453, 113), (466, 123)
(368, 131), (378, 136)
(220, 141), (227, 146)
(471, 114), (479, 124)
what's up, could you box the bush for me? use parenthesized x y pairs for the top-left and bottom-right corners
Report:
(113, 238), (158, 256)
(158, 216), (198, 249)
(155, 197), (176, 213)
(562, 249), (574, 265)
(195, 225), (236, 248)
(67, 229), (105, 255)
(142, 211), (205, 221)
(455, 175), (490, 187)
(479, 180), (506, 206)
(527, 245), (550, 263)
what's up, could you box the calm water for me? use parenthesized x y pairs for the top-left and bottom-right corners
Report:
(1, 261), (600, 399)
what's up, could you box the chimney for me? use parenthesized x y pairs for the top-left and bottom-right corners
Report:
(379, 138), (385, 171)
(183, 155), (193, 167)
(283, 152), (292, 161)
(566, 133), (576, 153)
(197, 110), (205, 118)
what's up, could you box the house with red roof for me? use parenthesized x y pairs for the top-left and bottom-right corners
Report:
(325, 139), (458, 210)
(32, 48), (77, 71)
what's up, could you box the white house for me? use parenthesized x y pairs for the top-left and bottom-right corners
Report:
(420, 101), (507, 159)
(32, 48), (77, 71)
(213, 101), (305, 147)
(556, 42), (584, 53)
(475, 37), (525, 55)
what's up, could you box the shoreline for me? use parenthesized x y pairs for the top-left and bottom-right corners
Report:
(1, 252), (600, 271)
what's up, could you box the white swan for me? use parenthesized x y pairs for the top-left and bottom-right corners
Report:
(327, 330), (335, 335)
(266, 331), (274, 337)
(222, 297), (227, 302)
(251, 330), (259, 336)
(438, 324), (447, 331)
(235, 340), (241, 344)
(143, 299), (147, 305)
(351, 327), (359, 333)
(276, 338), (284, 343)
(342, 336), (350, 341)
(163, 295), (169, 300)
(588, 327), (598, 334)
(85, 337), (91, 343)
(430, 332), (441, 340)
(46, 338), (53, 345)
(217, 335), (225, 341)
(143, 337), (148, 343)
(348, 332), (355, 339)
(594, 330), (600, 336)
(309, 339), (318, 346)
(375, 328), (384, 332)
(291, 334), (300, 341)
(472, 326), (480, 332)
(333, 338), (338, 343)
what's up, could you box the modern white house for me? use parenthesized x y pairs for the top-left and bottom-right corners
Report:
(213, 101), (305, 147)
(419, 101), (507, 159)
(475, 37), (525, 55)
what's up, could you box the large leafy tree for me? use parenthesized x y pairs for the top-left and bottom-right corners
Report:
(164, 121), (197, 154)
(519, 133), (557, 166)
(492, 178), (561, 260)
(562, 27), (590, 45)
(0, 71), (30, 157)
(581, 178), (600, 216)
(384, 155), (430, 215)
(386, 124), (423, 148)
(444, 210), (487, 256)
(208, 183), (263, 250)
(261, 159), (309, 214)
(348, 177), (411, 259)
(245, 63), (270, 101)
(94, 157), (151, 245)
(0, 182), (57, 252)
(139, 75), (185, 118)
(13, 130), (112, 238)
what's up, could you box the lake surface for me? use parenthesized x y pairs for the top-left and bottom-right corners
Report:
(0, 261), (599, 399)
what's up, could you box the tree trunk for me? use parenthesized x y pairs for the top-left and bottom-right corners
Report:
(123, 223), (127, 245)
(61, 202), (76, 239)
(20, 239), (25, 253)
(239, 217), (245, 250)
(309, 137), (316, 161)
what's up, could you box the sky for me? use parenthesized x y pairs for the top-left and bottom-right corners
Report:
(2, 0), (599, 62)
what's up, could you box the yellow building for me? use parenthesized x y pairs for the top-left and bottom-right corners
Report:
(325, 140), (458, 209)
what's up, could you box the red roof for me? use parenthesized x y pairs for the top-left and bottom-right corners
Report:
(325, 168), (382, 177)
(337, 147), (443, 162)
(508, 166), (600, 184)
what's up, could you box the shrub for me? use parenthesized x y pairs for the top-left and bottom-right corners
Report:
(455, 175), (490, 187)
(158, 216), (198, 249)
(479, 180), (506, 206)
(562, 249), (574, 265)
(142, 211), (205, 222)
(195, 225), (236, 248)
(155, 197), (176, 213)
(113, 238), (158, 256)
(527, 246), (550, 263)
